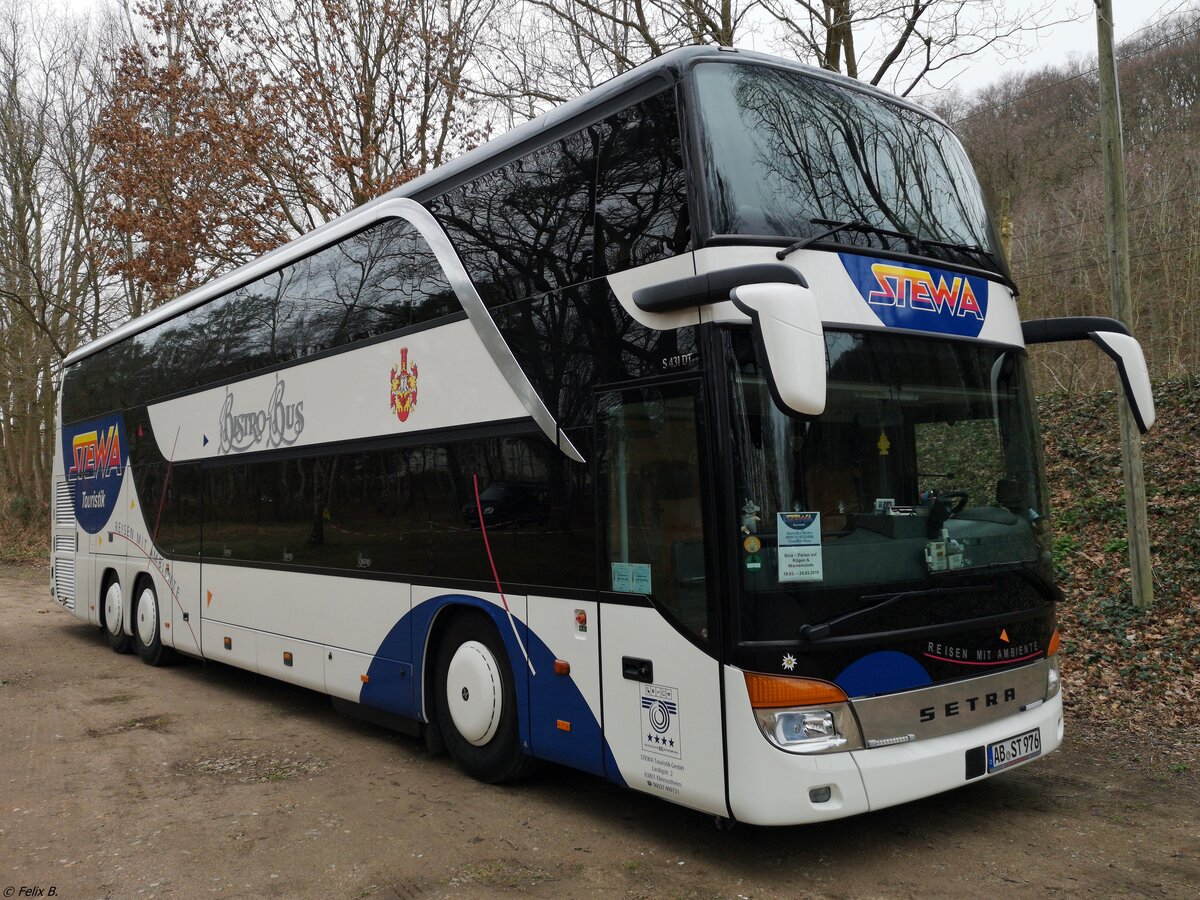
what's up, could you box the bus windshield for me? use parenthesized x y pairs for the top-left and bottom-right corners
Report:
(692, 61), (1000, 274)
(723, 328), (1054, 644)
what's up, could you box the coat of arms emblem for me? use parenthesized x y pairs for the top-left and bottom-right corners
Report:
(390, 347), (418, 422)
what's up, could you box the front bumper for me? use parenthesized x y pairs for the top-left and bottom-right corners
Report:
(723, 665), (1063, 826)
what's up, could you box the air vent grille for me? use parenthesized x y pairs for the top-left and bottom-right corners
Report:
(54, 481), (74, 526)
(54, 554), (75, 610)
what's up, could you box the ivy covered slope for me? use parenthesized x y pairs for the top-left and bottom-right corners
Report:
(1040, 376), (1200, 738)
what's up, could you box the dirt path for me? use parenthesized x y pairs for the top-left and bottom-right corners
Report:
(1, 565), (1197, 898)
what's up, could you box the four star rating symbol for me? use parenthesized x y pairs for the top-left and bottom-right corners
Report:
(645, 734), (675, 747)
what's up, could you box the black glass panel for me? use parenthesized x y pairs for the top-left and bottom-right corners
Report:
(693, 62), (1000, 273)
(132, 461), (202, 557)
(198, 434), (595, 589)
(595, 91), (690, 273)
(428, 129), (596, 308)
(489, 281), (699, 430)
(597, 382), (716, 644)
(428, 89), (690, 308)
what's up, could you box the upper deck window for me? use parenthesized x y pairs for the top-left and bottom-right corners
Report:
(428, 88), (689, 308)
(692, 62), (999, 273)
(61, 218), (455, 423)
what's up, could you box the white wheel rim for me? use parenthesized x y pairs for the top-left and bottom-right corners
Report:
(136, 587), (157, 647)
(446, 640), (502, 747)
(104, 582), (123, 636)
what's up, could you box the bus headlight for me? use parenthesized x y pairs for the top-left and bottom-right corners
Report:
(1046, 655), (1061, 700)
(753, 703), (863, 753)
(744, 672), (864, 754)
(1045, 628), (1061, 700)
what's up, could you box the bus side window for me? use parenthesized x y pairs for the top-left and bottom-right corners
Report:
(598, 383), (715, 645)
(595, 89), (690, 274)
(428, 129), (596, 308)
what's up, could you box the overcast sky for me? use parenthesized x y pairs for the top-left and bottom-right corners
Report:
(732, 0), (1190, 97)
(949, 0), (1189, 92)
(61, 0), (1188, 99)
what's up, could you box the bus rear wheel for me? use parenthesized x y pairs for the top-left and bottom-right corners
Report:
(433, 612), (536, 784)
(102, 575), (133, 654)
(133, 580), (175, 667)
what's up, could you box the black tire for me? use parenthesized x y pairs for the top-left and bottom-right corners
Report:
(433, 611), (537, 784)
(132, 579), (175, 667)
(102, 574), (133, 654)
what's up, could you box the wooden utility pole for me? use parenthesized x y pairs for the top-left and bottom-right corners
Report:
(999, 191), (1014, 264)
(1095, 0), (1153, 609)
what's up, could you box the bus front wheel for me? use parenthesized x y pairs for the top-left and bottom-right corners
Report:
(133, 580), (175, 667)
(433, 612), (536, 784)
(102, 575), (133, 654)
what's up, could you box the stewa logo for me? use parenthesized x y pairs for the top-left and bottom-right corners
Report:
(69, 425), (122, 481)
(218, 379), (304, 454)
(840, 253), (990, 338)
(61, 413), (127, 534)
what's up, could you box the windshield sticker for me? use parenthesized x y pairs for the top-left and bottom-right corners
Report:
(62, 413), (127, 534)
(777, 512), (823, 582)
(611, 562), (652, 594)
(840, 253), (989, 338)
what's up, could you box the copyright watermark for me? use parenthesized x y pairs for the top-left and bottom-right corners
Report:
(3, 888), (58, 897)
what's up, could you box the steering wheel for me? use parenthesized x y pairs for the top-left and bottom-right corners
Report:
(940, 490), (970, 517)
(927, 490), (969, 537)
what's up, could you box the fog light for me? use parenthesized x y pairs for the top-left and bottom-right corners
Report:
(809, 786), (832, 803)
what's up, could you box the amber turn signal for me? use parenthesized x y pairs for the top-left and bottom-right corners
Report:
(1047, 628), (1061, 656)
(553, 659), (571, 675)
(744, 672), (848, 709)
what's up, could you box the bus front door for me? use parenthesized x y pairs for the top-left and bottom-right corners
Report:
(596, 382), (727, 817)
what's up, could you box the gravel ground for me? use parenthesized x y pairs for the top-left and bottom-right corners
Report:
(1, 564), (1197, 898)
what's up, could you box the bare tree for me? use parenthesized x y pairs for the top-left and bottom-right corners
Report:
(0, 3), (112, 506)
(760, 0), (1080, 96)
(477, 0), (1080, 115)
(478, 0), (757, 111)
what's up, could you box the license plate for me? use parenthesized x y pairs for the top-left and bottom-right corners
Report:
(987, 727), (1041, 772)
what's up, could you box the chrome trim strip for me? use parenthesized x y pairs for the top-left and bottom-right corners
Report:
(377, 200), (584, 463)
(66, 197), (583, 464)
(852, 658), (1050, 745)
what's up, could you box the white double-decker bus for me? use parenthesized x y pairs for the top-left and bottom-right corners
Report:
(50, 48), (1155, 825)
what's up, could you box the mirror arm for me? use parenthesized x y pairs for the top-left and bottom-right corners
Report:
(1021, 316), (1154, 433)
(1021, 316), (1130, 344)
(632, 264), (807, 313)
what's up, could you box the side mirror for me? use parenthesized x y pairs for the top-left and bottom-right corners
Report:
(1022, 316), (1155, 432)
(729, 282), (826, 417)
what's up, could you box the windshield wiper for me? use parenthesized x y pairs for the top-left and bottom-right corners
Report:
(777, 218), (1019, 294)
(931, 560), (1063, 603)
(916, 237), (1019, 294)
(798, 585), (990, 642)
(776, 218), (869, 259)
